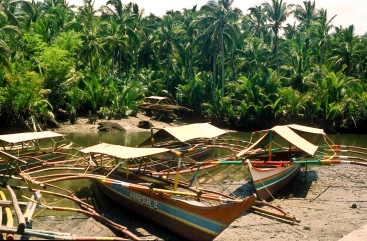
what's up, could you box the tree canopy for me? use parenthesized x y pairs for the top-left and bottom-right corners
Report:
(0, 0), (367, 133)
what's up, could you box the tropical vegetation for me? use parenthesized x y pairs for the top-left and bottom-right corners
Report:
(0, 0), (367, 133)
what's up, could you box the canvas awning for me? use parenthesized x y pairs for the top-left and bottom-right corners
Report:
(159, 123), (227, 142)
(79, 143), (196, 162)
(146, 96), (168, 100)
(287, 124), (325, 135)
(236, 132), (269, 157)
(236, 125), (318, 157)
(0, 131), (64, 144)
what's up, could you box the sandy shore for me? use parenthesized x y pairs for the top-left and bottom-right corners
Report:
(14, 114), (367, 240)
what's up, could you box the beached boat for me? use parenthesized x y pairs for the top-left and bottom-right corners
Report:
(0, 131), (77, 174)
(137, 123), (238, 162)
(233, 124), (367, 200)
(78, 143), (256, 241)
(138, 96), (193, 115)
(233, 125), (323, 200)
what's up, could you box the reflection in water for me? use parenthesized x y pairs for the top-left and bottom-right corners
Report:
(63, 131), (151, 147)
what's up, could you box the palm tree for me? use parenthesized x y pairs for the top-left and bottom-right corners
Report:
(176, 5), (199, 82)
(198, 0), (242, 96)
(0, 4), (21, 71)
(75, 0), (103, 73)
(102, 0), (139, 78)
(235, 37), (271, 83)
(137, 15), (157, 70)
(309, 8), (335, 71)
(247, 5), (267, 38)
(262, 0), (294, 77)
(14, 0), (44, 32)
(153, 12), (182, 92)
(99, 17), (127, 75)
(294, 1), (319, 31)
(129, 3), (145, 81)
(330, 25), (357, 76)
(281, 36), (313, 92)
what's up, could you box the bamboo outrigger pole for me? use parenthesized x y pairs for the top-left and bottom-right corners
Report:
(6, 185), (25, 234)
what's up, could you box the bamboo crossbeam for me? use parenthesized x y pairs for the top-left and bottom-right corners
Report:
(23, 190), (41, 223)
(0, 200), (31, 206)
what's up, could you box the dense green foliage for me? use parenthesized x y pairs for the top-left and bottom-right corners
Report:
(0, 0), (367, 132)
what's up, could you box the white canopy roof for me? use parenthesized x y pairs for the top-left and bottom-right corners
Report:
(0, 131), (64, 144)
(236, 125), (318, 157)
(80, 143), (174, 159)
(161, 123), (227, 142)
(287, 124), (325, 135)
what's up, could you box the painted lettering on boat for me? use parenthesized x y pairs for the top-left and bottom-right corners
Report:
(129, 192), (158, 209)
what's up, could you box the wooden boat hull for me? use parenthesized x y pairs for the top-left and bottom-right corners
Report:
(95, 180), (256, 241)
(248, 163), (300, 200)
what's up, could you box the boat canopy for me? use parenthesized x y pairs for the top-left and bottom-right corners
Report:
(158, 123), (227, 143)
(287, 124), (325, 135)
(0, 131), (64, 144)
(236, 125), (319, 157)
(145, 96), (169, 100)
(80, 143), (195, 162)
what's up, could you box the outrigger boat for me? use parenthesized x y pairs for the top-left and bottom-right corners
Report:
(74, 143), (256, 241)
(8, 141), (300, 240)
(137, 123), (244, 162)
(0, 131), (77, 174)
(204, 124), (367, 201)
(138, 96), (193, 115)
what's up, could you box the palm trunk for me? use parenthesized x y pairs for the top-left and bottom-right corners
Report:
(89, 52), (93, 72)
(221, 23), (225, 96)
(231, 49), (235, 82)
(212, 44), (217, 98)
(167, 52), (171, 91)
(118, 47), (122, 80)
(135, 47), (139, 82)
(319, 45), (323, 71)
(275, 33), (279, 78)
(189, 47), (193, 81)
(111, 48), (115, 73)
